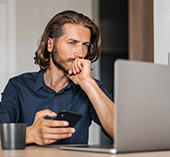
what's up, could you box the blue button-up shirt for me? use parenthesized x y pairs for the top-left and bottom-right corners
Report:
(0, 70), (112, 144)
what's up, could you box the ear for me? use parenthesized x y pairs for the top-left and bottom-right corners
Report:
(47, 38), (54, 52)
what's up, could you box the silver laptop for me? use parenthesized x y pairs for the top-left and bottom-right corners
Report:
(59, 60), (170, 153)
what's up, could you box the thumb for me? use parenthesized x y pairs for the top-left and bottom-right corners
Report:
(36, 109), (57, 118)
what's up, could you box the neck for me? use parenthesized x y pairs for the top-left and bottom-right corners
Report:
(44, 67), (69, 90)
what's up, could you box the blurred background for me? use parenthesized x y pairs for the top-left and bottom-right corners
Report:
(0, 0), (170, 144)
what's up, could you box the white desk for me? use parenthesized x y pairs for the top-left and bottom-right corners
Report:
(1, 145), (170, 157)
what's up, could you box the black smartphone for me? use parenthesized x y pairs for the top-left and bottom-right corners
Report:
(54, 110), (83, 127)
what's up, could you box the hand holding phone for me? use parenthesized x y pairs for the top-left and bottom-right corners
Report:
(54, 110), (83, 127)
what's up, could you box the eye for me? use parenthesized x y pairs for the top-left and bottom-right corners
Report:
(83, 43), (89, 47)
(68, 41), (75, 45)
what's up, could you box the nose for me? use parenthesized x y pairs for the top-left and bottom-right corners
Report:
(74, 45), (85, 58)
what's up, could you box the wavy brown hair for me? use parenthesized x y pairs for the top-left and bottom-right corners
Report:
(34, 10), (101, 70)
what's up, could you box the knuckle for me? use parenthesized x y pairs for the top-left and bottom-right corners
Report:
(41, 128), (47, 134)
(49, 120), (55, 126)
(65, 134), (72, 138)
(55, 128), (61, 134)
(57, 135), (63, 139)
(36, 109), (52, 117)
(43, 139), (49, 145)
(57, 120), (65, 126)
(60, 128), (67, 134)
(45, 109), (52, 113)
(87, 60), (91, 64)
(42, 133), (47, 139)
(35, 112), (40, 117)
(60, 133), (72, 139)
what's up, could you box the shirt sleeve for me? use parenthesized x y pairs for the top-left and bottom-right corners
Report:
(0, 78), (20, 123)
(89, 79), (113, 140)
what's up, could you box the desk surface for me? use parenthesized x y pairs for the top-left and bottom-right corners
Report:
(1, 145), (170, 157)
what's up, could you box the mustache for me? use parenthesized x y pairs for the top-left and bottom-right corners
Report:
(67, 58), (76, 62)
(67, 56), (83, 62)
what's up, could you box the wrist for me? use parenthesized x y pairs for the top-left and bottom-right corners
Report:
(79, 77), (96, 90)
(26, 126), (34, 145)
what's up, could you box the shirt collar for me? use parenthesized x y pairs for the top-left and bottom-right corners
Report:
(35, 70), (44, 92)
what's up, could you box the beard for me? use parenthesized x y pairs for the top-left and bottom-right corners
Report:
(51, 46), (75, 74)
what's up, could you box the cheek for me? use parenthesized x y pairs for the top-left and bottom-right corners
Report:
(57, 46), (72, 58)
(83, 48), (88, 57)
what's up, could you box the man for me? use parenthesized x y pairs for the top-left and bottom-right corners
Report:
(0, 10), (114, 146)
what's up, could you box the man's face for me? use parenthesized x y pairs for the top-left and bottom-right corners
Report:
(51, 23), (91, 73)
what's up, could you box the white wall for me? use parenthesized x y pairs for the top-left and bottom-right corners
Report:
(0, 0), (101, 144)
(154, 0), (170, 64)
(16, 0), (94, 74)
(0, 0), (16, 94)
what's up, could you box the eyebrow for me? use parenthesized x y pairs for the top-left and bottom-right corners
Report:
(66, 39), (90, 44)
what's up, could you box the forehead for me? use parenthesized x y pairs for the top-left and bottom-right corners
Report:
(61, 23), (91, 41)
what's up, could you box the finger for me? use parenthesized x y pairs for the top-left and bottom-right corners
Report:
(72, 58), (82, 74)
(71, 59), (78, 74)
(39, 139), (57, 145)
(74, 58), (81, 73)
(42, 133), (73, 141)
(36, 109), (57, 118)
(43, 119), (69, 127)
(42, 127), (76, 134)
(77, 59), (83, 71)
(68, 69), (73, 75)
(68, 58), (83, 75)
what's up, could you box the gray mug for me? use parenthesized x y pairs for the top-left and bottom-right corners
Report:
(0, 123), (27, 150)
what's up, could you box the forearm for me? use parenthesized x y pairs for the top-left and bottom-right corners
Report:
(79, 78), (114, 139)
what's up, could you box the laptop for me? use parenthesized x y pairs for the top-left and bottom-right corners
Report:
(59, 60), (170, 153)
